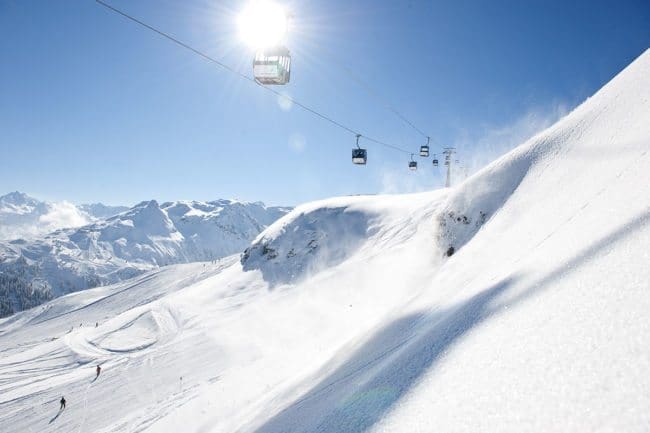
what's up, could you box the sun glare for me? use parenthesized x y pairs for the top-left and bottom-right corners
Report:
(238, 1), (288, 50)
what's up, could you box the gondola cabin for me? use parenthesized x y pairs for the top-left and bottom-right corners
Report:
(419, 145), (429, 157)
(253, 47), (291, 85)
(352, 148), (367, 165)
(409, 161), (418, 171)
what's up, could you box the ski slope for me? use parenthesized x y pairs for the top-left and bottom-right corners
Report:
(1, 49), (649, 433)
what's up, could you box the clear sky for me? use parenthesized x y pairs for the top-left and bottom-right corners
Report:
(1, 0), (648, 206)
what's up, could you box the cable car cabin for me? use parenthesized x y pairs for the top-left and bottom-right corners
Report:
(352, 148), (367, 165)
(432, 158), (439, 167)
(253, 47), (291, 85)
(409, 161), (418, 171)
(419, 145), (429, 157)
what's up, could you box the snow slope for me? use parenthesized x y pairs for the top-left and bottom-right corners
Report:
(0, 49), (649, 433)
(0, 189), (448, 433)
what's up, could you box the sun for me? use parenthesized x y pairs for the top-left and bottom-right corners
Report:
(237, 1), (288, 50)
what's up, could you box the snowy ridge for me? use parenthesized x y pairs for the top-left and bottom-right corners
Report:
(78, 203), (130, 220)
(242, 197), (378, 285)
(0, 50), (649, 433)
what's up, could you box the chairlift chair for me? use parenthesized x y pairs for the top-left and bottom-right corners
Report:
(253, 46), (291, 85)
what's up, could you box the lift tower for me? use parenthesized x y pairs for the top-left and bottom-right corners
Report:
(442, 147), (456, 188)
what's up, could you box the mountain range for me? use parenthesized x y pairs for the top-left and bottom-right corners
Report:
(0, 194), (289, 316)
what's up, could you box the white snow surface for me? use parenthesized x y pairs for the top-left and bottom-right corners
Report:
(1, 49), (649, 433)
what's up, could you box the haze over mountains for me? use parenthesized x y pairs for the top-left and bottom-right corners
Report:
(0, 193), (290, 316)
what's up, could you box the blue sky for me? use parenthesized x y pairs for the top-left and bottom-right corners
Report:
(1, 0), (648, 206)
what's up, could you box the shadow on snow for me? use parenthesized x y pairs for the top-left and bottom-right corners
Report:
(250, 209), (650, 433)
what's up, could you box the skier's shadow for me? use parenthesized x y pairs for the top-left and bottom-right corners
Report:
(49, 408), (63, 424)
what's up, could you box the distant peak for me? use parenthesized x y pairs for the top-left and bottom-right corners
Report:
(0, 191), (37, 205)
(79, 202), (129, 219)
(134, 199), (160, 209)
(5, 191), (28, 199)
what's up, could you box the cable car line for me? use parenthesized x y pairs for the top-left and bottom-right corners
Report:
(333, 56), (432, 141)
(303, 39), (434, 144)
(95, 0), (412, 156)
(95, 0), (249, 82)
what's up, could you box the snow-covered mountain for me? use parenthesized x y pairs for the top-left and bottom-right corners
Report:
(0, 199), (290, 316)
(0, 50), (648, 433)
(0, 192), (127, 240)
(78, 203), (130, 219)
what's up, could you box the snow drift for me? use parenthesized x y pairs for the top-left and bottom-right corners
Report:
(242, 198), (377, 285)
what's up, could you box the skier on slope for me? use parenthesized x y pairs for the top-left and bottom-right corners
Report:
(96, 365), (101, 378)
(60, 396), (66, 410)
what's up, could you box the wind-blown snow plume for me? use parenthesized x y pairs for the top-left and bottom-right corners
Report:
(454, 102), (570, 176)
